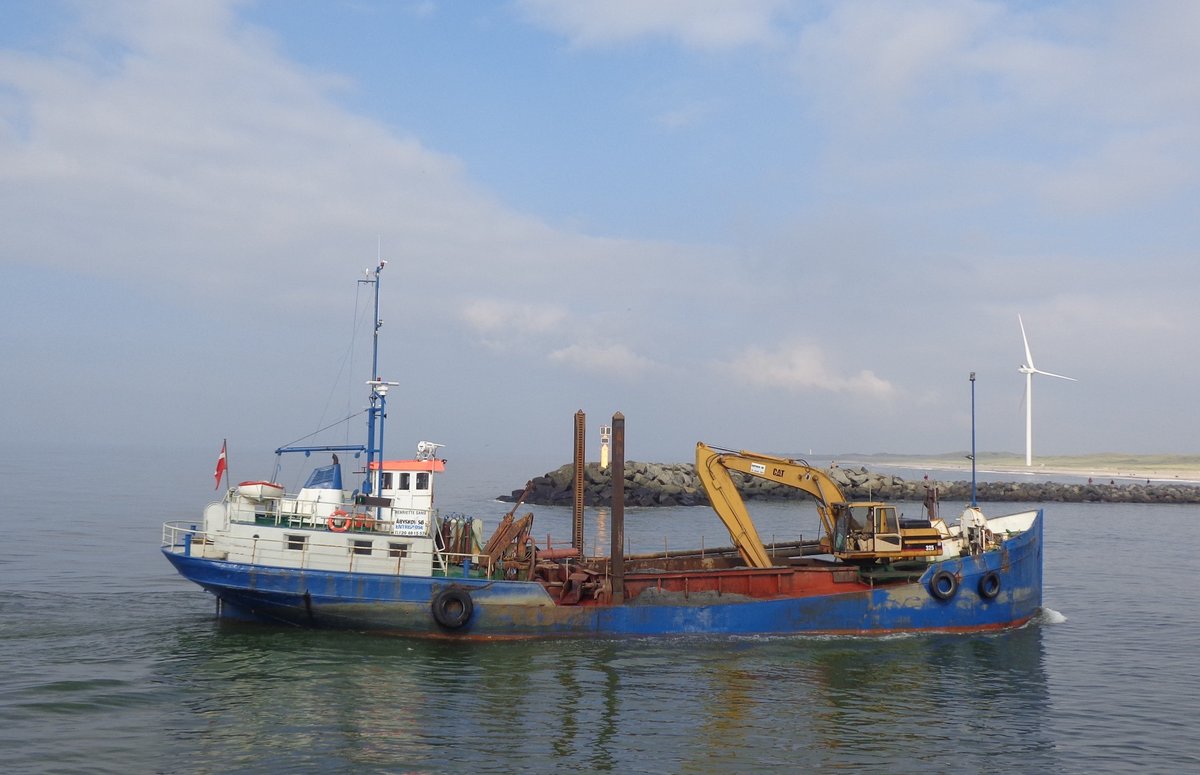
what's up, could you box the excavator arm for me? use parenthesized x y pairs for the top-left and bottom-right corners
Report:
(696, 442), (944, 566)
(695, 442), (848, 569)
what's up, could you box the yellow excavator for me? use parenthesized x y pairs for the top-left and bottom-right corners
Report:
(695, 442), (944, 569)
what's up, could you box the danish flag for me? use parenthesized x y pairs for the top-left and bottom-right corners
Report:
(214, 440), (228, 489)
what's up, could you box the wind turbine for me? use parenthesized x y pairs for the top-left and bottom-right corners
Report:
(1018, 314), (1076, 466)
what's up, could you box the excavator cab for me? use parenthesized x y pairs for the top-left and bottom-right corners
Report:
(833, 502), (942, 561)
(831, 503), (882, 554)
(830, 503), (859, 552)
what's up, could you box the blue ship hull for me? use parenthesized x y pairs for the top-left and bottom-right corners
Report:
(164, 511), (1042, 638)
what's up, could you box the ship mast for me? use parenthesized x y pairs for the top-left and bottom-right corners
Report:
(275, 260), (395, 496)
(361, 260), (397, 496)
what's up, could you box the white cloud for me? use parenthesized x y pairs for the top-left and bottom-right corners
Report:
(0, 1), (568, 304)
(548, 342), (657, 379)
(785, 0), (1200, 215)
(1036, 126), (1197, 214)
(722, 342), (896, 399)
(461, 298), (567, 334)
(516, 0), (789, 49)
(459, 299), (569, 350)
(787, 0), (996, 130)
(652, 100), (719, 131)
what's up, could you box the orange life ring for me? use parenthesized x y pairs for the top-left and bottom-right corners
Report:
(328, 509), (352, 532)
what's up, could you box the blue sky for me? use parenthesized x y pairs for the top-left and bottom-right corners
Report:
(3, 0), (1199, 473)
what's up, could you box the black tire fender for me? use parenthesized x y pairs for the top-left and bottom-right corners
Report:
(431, 587), (473, 629)
(929, 570), (959, 601)
(978, 570), (1001, 600)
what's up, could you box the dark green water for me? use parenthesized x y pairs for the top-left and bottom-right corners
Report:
(2, 447), (1197, 773)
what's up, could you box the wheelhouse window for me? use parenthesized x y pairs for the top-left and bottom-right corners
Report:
(398, 473), (411, 490)
(415, 472), (429, 490)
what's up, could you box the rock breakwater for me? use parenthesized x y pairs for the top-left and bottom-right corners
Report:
(501, 461), (1200, 506)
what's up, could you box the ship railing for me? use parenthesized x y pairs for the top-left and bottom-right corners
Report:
(162, 521), (205, 554)
(161, 520), (493, 577)
(431, 550), (494, 578)
(222, 496), (437, 536)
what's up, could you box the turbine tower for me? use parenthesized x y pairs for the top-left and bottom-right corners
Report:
(1018, 314), (1076, 466)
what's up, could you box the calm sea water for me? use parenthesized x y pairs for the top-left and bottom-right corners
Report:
(2, 445), (1199, 774)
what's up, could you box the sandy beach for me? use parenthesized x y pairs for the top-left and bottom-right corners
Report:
(841, 457), (1200, 485)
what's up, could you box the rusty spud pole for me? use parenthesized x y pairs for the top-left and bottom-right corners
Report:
(573, 410), (585, 552)
(610, 412), (625, 602)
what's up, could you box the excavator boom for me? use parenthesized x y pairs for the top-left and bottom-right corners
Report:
(694, 444), (775, 568)
(696, 443), (845, 569)
(695, 442), (943, 568)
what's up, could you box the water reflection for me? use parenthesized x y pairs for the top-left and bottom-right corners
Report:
(155, 623), (1055, 773)
(798, 626), (1056, 770)
(591, 506), (609, 556)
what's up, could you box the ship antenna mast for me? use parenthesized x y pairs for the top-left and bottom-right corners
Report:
(970, 371), (978, 507)
(359, 259), (395, 495)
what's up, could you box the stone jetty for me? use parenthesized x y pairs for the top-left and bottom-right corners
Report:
(501, 461), (1200, 507)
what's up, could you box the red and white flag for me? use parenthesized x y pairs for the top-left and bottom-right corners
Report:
(214, 440), (228, 489)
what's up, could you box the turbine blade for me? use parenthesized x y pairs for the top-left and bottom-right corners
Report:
(1034, 369), (1077, 381)
(1019, 314), (1035, 369)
